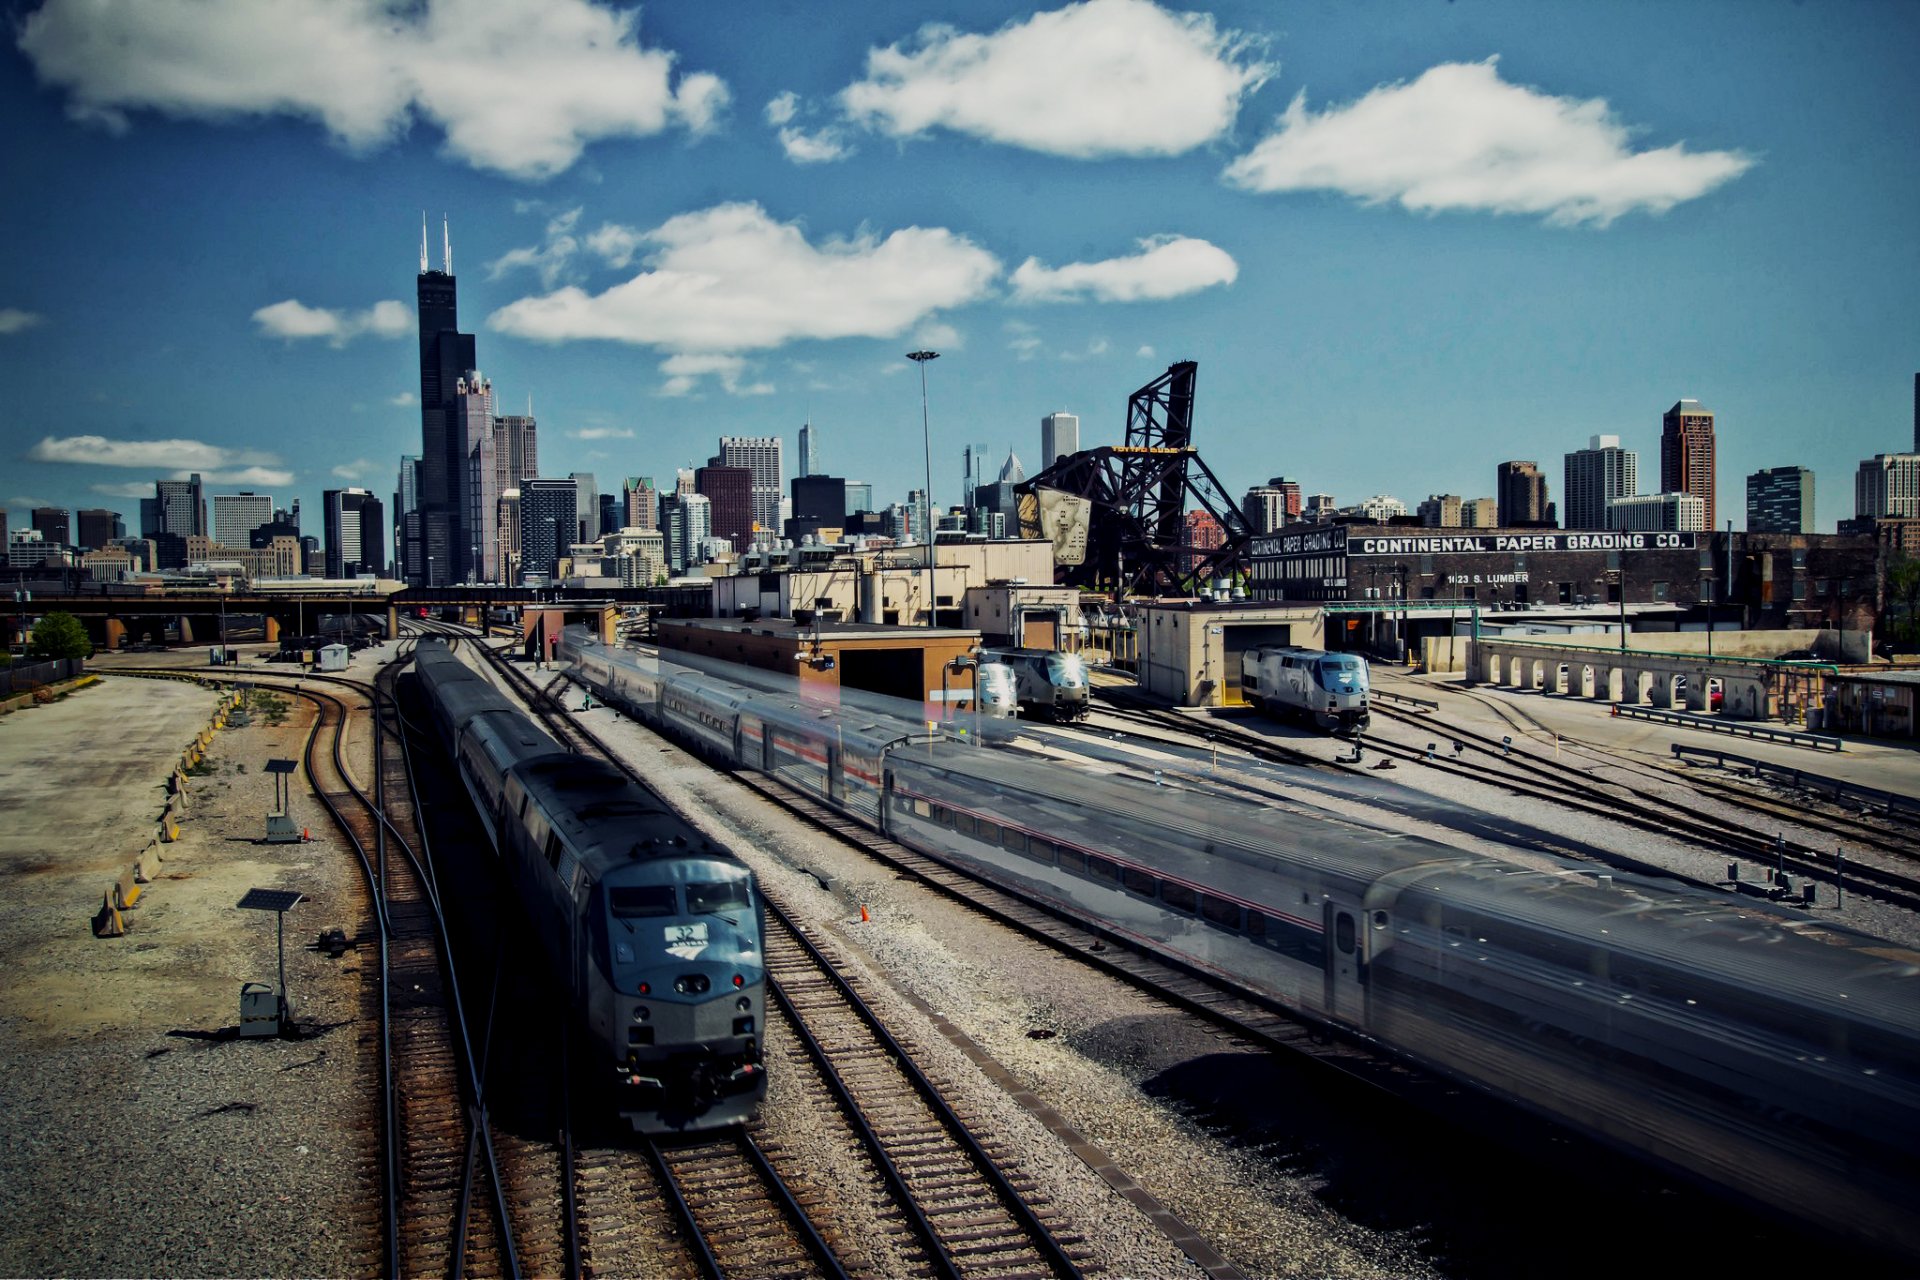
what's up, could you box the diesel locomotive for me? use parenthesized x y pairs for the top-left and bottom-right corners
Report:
(559, 627), (1920, 1258)
(412, 639), (766, 1132)
(1241, 645), (1370, 733)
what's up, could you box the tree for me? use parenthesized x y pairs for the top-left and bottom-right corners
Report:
(27, 611), (92, 661)
(1886, 554), (1920, 650)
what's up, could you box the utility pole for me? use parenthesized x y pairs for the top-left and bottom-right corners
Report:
(907, 350), (940, 627)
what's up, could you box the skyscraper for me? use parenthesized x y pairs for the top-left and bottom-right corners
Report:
(1041, 412), (1079, 469)
(76, 509), (123, 551)
(1496, 461), (1550, 527)
(1661, 399), (1717, 532)
(695, 465), (753, 549)
(844, 482), (874, 517)
(1563, 435), (1638, 530)
(145, 473), (206, 569)
(30, 507), (70, 549)
(717, 436), (783, 546)
(660, 491), (712, 573)
(323, 488), (385, 578)
(520, 478), (579, 581)
(1608, 492), (1706, 532)
(1417, 495), (1463, 528)
(798, 421), (819, 478)
(1855, 454), (1920, 520)
(1747, 466), (1815, 533)
(211, 492), (274, 549)
(396, 455), (420, 582)
(569, 472), (600, 543)
(622, 477), (657, 531)
(415, 217), (476, 585)
(1242, 478), (1302, 533)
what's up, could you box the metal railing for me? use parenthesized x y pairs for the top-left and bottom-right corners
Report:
(1613, 703), (1843, 751)
(1, 657), (85, 695)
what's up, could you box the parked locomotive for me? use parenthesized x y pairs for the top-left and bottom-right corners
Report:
(1242, 645), (1370, 732)
(980, 646), (1090, 721)
(411, 639), (766, 1132)
(558, 627), (1920, 1258)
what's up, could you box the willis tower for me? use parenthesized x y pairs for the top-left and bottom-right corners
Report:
(413, 216), (476, 586)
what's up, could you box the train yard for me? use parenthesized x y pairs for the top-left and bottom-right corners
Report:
(9, 628), (1917, 1278)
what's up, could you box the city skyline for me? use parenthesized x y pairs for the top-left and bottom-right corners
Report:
(4, 1), (1918, 539)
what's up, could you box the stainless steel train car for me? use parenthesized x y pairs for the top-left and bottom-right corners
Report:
(980, 646), (1090, 721)
(557, 628), (1920, 1257)
(412, 639), (767, 1131)
(1241, 646), (1370, 732)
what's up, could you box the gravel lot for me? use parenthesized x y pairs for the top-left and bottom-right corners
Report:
(0, 664), (380, 1278)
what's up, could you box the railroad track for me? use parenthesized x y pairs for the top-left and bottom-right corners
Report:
(472, 645), (1087, 1279)
(1089, 693), (1920, 913)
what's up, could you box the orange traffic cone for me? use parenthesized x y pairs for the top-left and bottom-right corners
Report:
(302, 827), (311, 842)
(858, 904), (870, 923)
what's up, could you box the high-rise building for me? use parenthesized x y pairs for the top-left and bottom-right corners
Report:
(143, 473), (206, 569)
(1747, 466), (1815, 534)
(1181, 508), (1225, 577)
(1355, 495), (1406, 522)
(1417, 495), (1463, 528)
(1661, 399), (1716, 532)
(1460, 498), (1499, 528)
(211, 492), (274, 550)
(569, 472), (599, 543)
(452, 372), (498, 581)
(1242, 478), (1302, 533)
(660, 491), (712, 573)
(1041, 412), (1079, 469)
(789, 474), (848, 540)
(845, 482), (874, 517)
(1303, 494), (1337, 522)
(798, 421), (819, 478)
(396, 455), (420, 582)
(30, 507), (70, 549)
(1607, 492), (1706, 532)
(1496, 461), (1551, 527)
(1563, 435), (1638, 530)
(520, 478), (579, 582)
(622, 477), (657, 531)
(415, 217), (477, 585)
(1913, 372), (1918, 454)
(323, 489), (385, 578)
(907, 488), (930, 544)
(695, 465), (753, 549)
(1855, 454), (1920, 520)
(76, 509), (123, 551)
(717, 436), (783, 546)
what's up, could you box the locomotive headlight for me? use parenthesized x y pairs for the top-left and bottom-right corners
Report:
(632, 1005), (650, 1022)
(736, 996), (751, 1012)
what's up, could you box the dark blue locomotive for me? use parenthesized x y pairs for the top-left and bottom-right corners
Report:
(413, 639), (766, 1131)
(559, 628), (1920, 1258)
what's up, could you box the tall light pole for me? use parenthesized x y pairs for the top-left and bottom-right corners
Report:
(907, 349), (940, 627)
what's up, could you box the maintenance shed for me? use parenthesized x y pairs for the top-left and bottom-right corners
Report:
(659, 617), (983, 711)
(1131, 601), (1326, 707)
(1824, 668), (1920, 739)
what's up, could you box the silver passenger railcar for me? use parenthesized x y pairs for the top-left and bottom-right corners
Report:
(1242, 646), (1370, 733)
(555, 628), (1920, 1256)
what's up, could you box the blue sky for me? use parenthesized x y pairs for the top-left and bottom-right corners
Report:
(4, 0), (1917, 541)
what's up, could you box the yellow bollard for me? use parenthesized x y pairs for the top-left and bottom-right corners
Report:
(114, 875), (143, 911)
(92, 891), (125, 938)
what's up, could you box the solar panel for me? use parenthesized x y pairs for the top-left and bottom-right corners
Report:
(237, 888), (305, 913)
(264, 759), (298, 775)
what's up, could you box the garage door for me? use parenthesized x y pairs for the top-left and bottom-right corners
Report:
(1221, 623), (1295, 705)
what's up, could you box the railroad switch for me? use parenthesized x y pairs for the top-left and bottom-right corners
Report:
(316, 927), (353, 958)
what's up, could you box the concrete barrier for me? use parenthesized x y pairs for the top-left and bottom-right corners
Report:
(133, 849), (160, 884)
(160, 817), (180, 843)
(113, 875), (143, 911)
(92, 890), (125, 938)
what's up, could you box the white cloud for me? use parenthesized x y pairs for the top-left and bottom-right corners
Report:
(657, 353), (774, 398)
(253, 298), (410, 346)
(1011, 235), (1238, 303)
(914, 321), (961, 350)
(1057, 337), (1111, 362)
(1136, 344), (1156, 358)
(7, 495), (53, 510)
(568, 426), (636, 440)
(1223, 58), (1755, 226)
(840, 0), (1269, 158)
(331, 459), (372, 480)
(16, 0), (729, 180)
(0, 308), (44, 334)
(88, 482), (157, 500)
(777, 124), (853, 164)
(490, 207), (583, 285)
(764, 92), (800, 127)
(389, 391), (417, 407)
(195, 466), (296, 486)
(1005, 320), (1043, 361)
(28, 434), (280, 470)
(585, 222), (643, 269)
(490, 202), (1000, 354)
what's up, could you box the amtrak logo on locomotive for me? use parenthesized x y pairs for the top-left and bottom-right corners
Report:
(665, 922), (710, 961)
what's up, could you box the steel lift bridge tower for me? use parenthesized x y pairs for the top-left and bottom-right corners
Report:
(1017, 361), (1252, 596)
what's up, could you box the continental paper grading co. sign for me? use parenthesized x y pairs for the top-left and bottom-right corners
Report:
(1348, 532), (1698, 556)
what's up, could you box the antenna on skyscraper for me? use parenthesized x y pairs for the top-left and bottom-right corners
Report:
(420, 212), (429, 274)
(442, 214), (452, 275)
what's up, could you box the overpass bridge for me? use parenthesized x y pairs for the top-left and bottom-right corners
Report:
(1468, 634), (1837, 723)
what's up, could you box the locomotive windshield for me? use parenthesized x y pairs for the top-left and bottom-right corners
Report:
(610, 885), (676, 917)
(1315, 656), (1367, 692)
(687, 878), (752, 917)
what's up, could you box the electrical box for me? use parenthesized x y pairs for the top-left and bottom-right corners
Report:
(239, 982), (281, 1038)
(264, 813), (301, 844)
